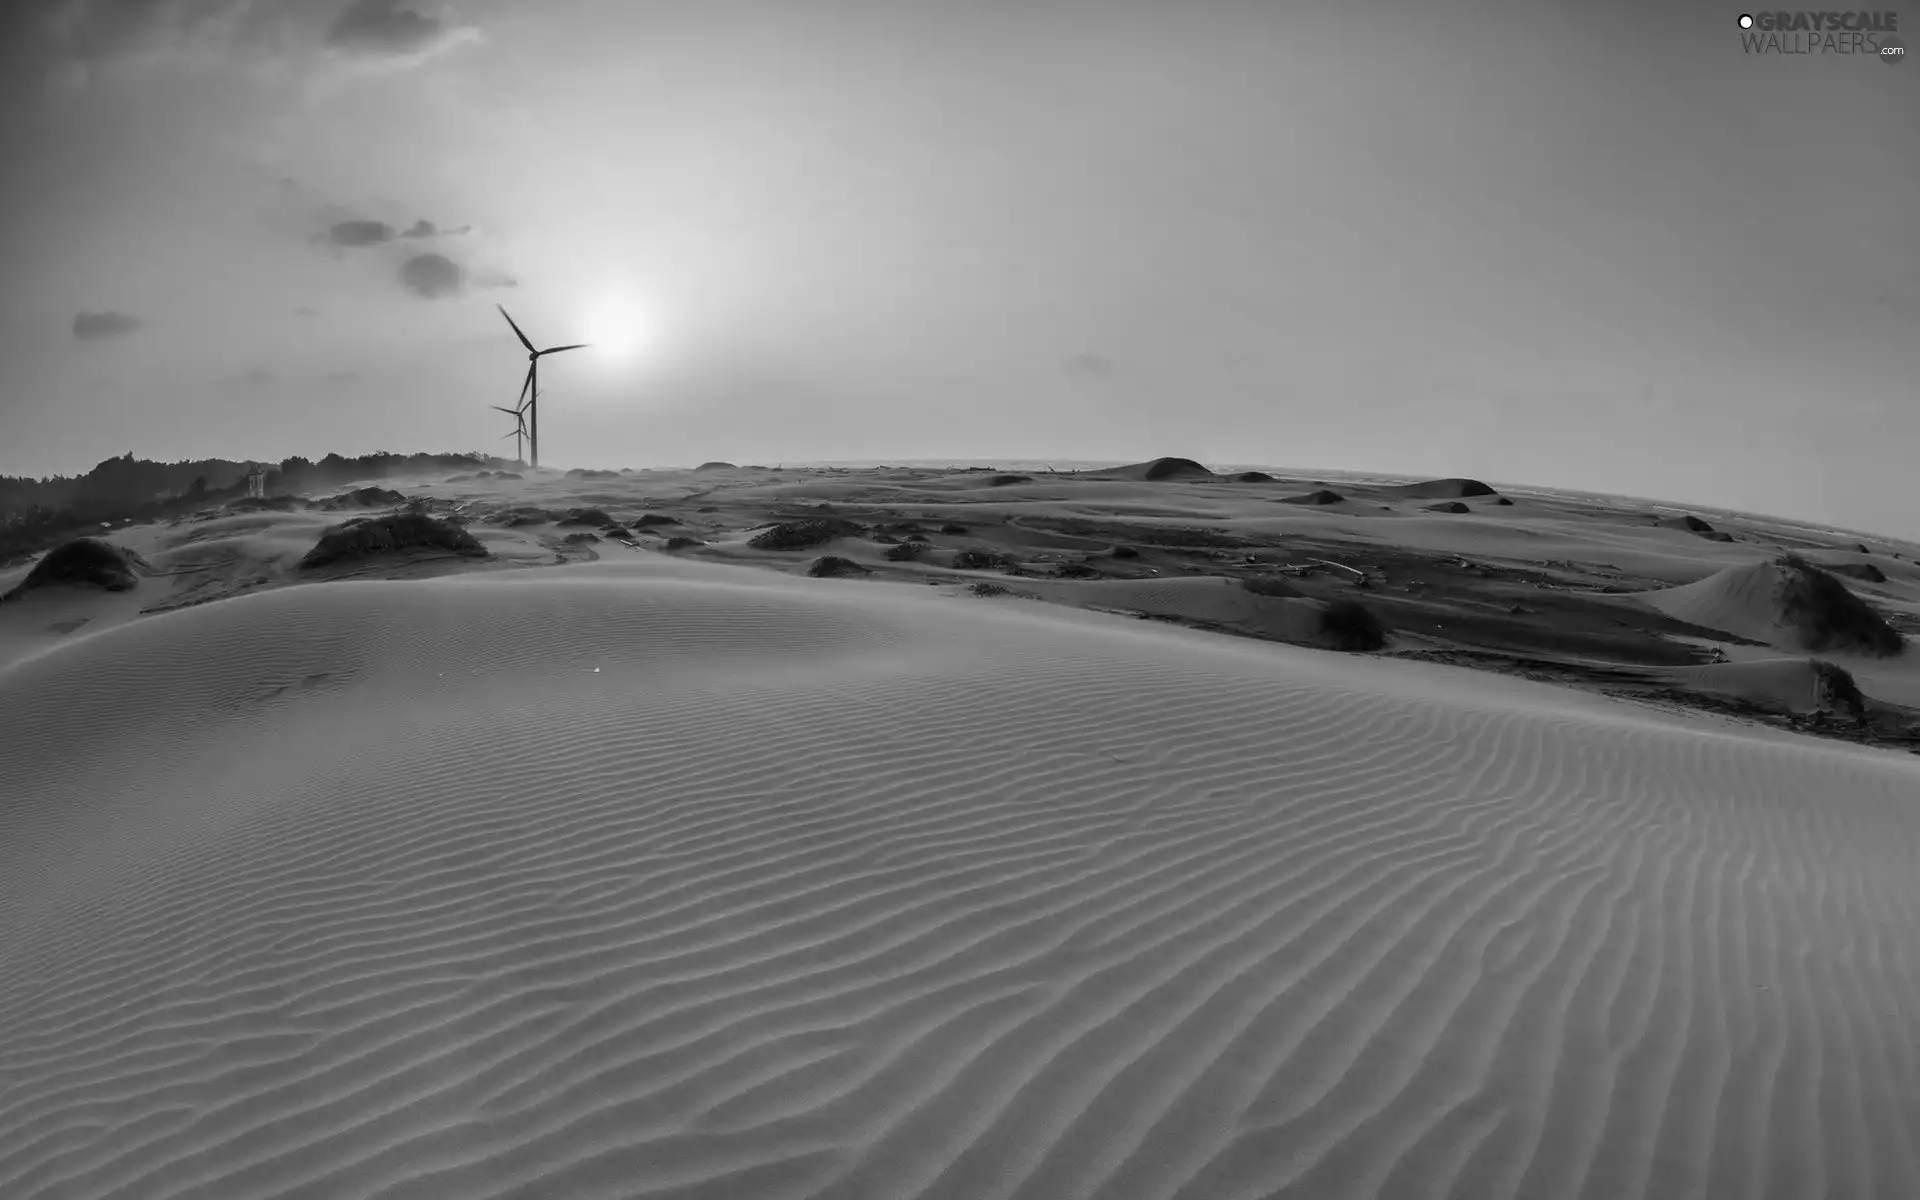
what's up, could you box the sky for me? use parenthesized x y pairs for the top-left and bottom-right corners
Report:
(0, 0), (1915, 537)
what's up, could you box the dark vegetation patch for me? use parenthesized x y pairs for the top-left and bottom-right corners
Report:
(562, 532), (600, 544)
(494, 471), (523, 480)
(694, 461), (737, 471)
(1492, 497), (1514, 506)
(1384, 478), (1497, 499)
(1425, 502), (1471, 514)
(1810, 659), (1867, 720)
(951, 547), (1017, 570)
(1240, 575), (1306, 598)
(319, 486), (406, 510)
(602, 526), (630, 538)
(1110, 545), (1140, 559)
(1657, 514), (1715, 533)
(747, 518), (866, 551)
(806, 555), (870, 577)
(1018, 516), (1251, 549)
(2, 538), (148, 600)
(662, 536), (704, 550)
(631, 513), (680, 527)
(1231, 471), (1276, 482)
(1317, 598), (1389, 651)
(1279, 489), (1345, 505)
(987, 474), (1034, 486)
(969, 581), (1013, 596)
(1829, 561), (1887, 583)
(557, 508), (614, 527)
(939, 523), (969, 535)
(883, 541), (927, 561)
(1774, 554), (1905, 657)
(696, 506), (719, 513)
(298, 514), (488, 569)
(566, 468), (621, 480)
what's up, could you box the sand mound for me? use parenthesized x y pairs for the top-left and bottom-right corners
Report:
(1667, 656), (1866, 717)
(747, 519), (865, 551)
(1656, 514), (1715, 533)
(494, 471), (523, 481)
(1638, 554), (1906, 657)
(565, 468), (621, 480)
(631, 513), (680, 528)
(986, 474), (1034, 486)
(297, 513), (489, 569)
(694, 461), (738, 471)
(1425, 501), (1471, 514)
(806, 554), (870, 578)
(318, 486), (406, 510)
(661, 536), (704, 550)
(1, 538), (148, 600)
(4, 561), (1920, 1197)
(1279, 489), (1345, 505)
(1231, 471), (1276, 482)
(1108, 456), (1216, 481)
(1384, 478), (1498, 499)
(557, 508), (615, 527)
(1828, 561), (1888, 583)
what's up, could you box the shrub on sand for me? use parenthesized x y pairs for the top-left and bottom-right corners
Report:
(747, 518), (865, 550)
(1110, 545), (1141, 559)
(939, 523), (969, 535)
(1318, 598), (1388, 651)
(807, 555), (870, 577)
(1809, 659), (1867, 720)
(662, 536), (704, 550)
(987, 474), (1033, 486)
(298, 513), (489, 569)
(631, 514), (680, 527)
(1774, 555), (1904, 657)
(883, 541), (925, 561)
(2, 537), (146, 600)
(558, 508), (614, 527)
(951, 547), (1013, 570)
(969, 581), (1012, 596)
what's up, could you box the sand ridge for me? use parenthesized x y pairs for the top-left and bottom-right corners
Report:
(4, 550), (1920, 1198)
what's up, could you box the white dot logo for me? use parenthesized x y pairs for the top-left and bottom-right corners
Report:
(1738, 13), (1754, 27)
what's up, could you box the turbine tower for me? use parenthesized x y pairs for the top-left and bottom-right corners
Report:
(496, 305), (588, 469)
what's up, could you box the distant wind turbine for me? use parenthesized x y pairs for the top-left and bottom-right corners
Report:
(497, 305), (588, 469)
(490, 400), (530, 464)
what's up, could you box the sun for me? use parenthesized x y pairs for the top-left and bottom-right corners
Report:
(580, 290), (655, 363)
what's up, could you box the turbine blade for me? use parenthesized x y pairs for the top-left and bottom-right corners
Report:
(497, 304), (535, 353)
(537, 343), (590, 356)
(518, 366), (534, 408)
(488, 405), (520, 417)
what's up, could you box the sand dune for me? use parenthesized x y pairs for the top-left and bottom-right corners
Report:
(5, 553), (1920, 1199)
(1637, 555), (1907, 657)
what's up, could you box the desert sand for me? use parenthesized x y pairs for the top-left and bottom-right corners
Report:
(3, 460), (1920, 1199)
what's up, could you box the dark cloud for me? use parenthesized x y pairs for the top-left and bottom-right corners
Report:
(73, 311), (142, 340)
(399, 252), (464, 299)
(326, 0), (468, 59)
(328, 218), (396, 247)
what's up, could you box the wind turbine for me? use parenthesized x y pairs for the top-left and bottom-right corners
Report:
(490, 400), (530, 465)
(497, 304), (588, 469)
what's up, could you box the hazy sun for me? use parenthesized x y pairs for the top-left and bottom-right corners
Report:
(580, 290), (655, 363)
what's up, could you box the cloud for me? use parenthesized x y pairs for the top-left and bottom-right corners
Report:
(400, 219), (436, 238)
(474, 268), (517, 290)
(399, 252), (463, 298)
(328, 218), (396, 247)
(324, 0), (477, 62)
(73, 310), (142, 339)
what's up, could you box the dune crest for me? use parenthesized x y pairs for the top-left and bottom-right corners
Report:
(1637, 554), (1906, 657)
